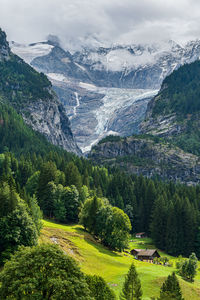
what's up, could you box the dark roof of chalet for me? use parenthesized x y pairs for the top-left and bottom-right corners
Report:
(131, 249), (143, 253)
(137, 249), (159, 257)
(136, 232), (146, 235)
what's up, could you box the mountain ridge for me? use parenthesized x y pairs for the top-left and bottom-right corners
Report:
(12, 38), (200, 89)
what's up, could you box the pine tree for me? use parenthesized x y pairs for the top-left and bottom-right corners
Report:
(79, 196), (103, 234)
(88, 196), (100, 233)
(65, 162), (82, 192)
(158, 272), (184, 300)
(165, 201), (178, 255)
(194, 227), (200, 259)
(179, 253), (198, 282)
(120, 263), (142, 300)
(150, 195), (167, 249)
(36, 161), (57, 211)
(143, 180), (156, 233)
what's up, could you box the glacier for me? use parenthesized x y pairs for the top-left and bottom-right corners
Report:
(10, 38), (200, 153)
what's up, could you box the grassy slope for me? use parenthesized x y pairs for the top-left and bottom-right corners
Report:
(41, 220), (200, 300)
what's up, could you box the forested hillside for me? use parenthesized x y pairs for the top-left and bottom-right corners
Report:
(0, 102), (70, 155)
(152, 61), (200, 116)
(0, 100), (200, 258)
(141, 60), (200, 156)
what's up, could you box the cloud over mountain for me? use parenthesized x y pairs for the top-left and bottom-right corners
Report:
(1, 0), (200, 48)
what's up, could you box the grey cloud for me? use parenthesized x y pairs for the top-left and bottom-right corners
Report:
(0, 0), (200, 48)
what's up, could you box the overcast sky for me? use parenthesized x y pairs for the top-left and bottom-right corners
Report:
(1, 0), (200, 48)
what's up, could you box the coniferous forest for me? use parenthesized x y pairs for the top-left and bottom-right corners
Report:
(1, 101), (200, 260)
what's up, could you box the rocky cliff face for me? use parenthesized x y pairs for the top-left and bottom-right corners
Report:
(20, 95), (81, 155)
(0, 29), (81, 155)
(89, 136), (200, 184)
(0, 29), (10, 61)
(140, 91), (181, 137)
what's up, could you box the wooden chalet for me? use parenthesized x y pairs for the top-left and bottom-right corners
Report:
(135, 232), (147, 238)
(131, 249), (160, 262)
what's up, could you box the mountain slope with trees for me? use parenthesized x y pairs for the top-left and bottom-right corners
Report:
(0, 28), (80, 154)
(0, 36), (200, 257)
(141, 60), (200, 156)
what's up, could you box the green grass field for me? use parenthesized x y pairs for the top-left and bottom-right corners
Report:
(41, 220), (200, 299)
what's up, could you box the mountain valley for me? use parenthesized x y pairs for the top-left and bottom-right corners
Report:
(11, 38), (200, 152)
(2, 2), (200, 297)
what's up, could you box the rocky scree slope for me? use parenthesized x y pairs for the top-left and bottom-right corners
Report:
(0, 29), (81, 155)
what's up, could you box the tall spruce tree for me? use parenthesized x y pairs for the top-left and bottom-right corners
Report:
(120, 263), (142, 300)
(150, 195), (167, 249)
(158, 272), (184, 300)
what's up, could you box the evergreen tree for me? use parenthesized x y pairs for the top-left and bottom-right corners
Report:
(36, 161), (57, 212)
(158, 272), (184, 300)
(79, 196), (103, 233)
(65, 161), (82, 192)
(25, 171), (40, 196)
(0, 193), (38, 264)
(86, 275), (116, 300)
(26, 194), (43, 234)
(165, 201), (178, 255)
(179, 253), (198, 282)
(194, 227), (200, 259)
(53, 184), (66, 223)
(144, 180), (156, 233)
(150, 195), (167, 249)
(88, 195), (100, 233)
(120, 263), (142, 300)
(61, 185), (80, 223)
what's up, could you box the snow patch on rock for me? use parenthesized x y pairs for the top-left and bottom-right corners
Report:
(11, 42), (54, 63)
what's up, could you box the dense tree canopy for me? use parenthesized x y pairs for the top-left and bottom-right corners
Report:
(0, 183), (39, 264)
(1, 96), (200, 257)
(0, 244), (93, 300)
(86, 275), (116, 300)
(79, 196), (131, 251)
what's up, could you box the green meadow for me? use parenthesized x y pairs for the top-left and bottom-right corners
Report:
(41, 220), (200, 299)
